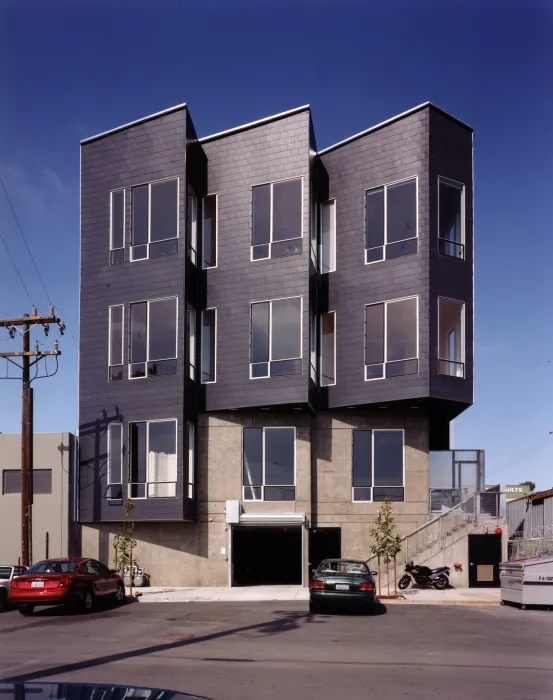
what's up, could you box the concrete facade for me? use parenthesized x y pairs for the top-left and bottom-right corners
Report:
(0, 432), (76, 565)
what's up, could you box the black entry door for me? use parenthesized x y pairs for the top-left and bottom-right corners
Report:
(468, 534), (502, 587)
(232, 527), (302, 586)
(309, 528), (341, 579)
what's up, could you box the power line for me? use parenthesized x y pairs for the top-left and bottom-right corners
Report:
(487, 433), (553, 478)
(0, 173), (53, 307)
(0, 227), (34, 306)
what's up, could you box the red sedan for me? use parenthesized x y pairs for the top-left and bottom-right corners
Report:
(8, 557), (125, 615)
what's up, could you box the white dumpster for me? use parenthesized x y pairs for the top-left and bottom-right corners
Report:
(500, 555), (553, 609)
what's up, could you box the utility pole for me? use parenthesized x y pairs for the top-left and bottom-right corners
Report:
(0, 307), (64, 566)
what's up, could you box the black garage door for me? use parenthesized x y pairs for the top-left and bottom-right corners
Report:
(232, 526), (302, 586)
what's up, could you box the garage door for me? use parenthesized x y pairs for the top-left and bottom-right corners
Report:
(232, 526), (302, 586)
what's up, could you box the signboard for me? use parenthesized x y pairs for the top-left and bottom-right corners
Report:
(505, 484), (531, 501)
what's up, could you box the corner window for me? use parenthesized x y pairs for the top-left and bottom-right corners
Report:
(106, 424), (123, 499)
(310, 191), (318, 267)
(202, 194), (217, 269)
(129, 419), (177, 498)
(129, 297), (178, 379)
(320, 200), (336, 274)
(352, 429), (404, 502)
(365, 297), (418, 380)
(110, 190), (125, 264)
(250, 296), (302, 379)
(438, 297), (465, 378)
(201, 308), (216, 383)
(438, 177), (465, 259)
(131, 178), (178, 261)
(108, 305), (124, 381)
(252, 178), (302, 260)
(243, 427), (295, 501)
(187, 187), (198, 265)
(187, 304), (196, 380)
(365, 178), (417, 263)
(187, 421), (195, 499)
(321, 312), (336, 386)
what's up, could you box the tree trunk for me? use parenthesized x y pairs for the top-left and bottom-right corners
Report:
(377, 555), (381, 597)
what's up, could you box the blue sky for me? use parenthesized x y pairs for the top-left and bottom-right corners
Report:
(0, 0), (551, 488)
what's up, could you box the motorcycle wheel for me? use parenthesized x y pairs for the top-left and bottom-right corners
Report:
(433, 574), (449, 590)
(398, 575), (411, 590)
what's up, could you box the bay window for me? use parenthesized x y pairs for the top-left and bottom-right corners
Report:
(129, 419), (177, 498)
(129, 297), (177, 379)
(365, 178), (417, 263)
(252, 178), (302, 260)
(131, 178), (178, 261)
(250, 296), (302, 378)
(438, 297), (465, 377)
(365, 296), (418, 380)
(438, 177), (465, 259)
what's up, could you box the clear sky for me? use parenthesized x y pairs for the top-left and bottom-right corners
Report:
(0, 0), (551, 488)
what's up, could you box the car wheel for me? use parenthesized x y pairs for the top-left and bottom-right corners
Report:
(0, 588), (7, 613)
(309, 600), (320, 614)
(398, 575), (411, 590)
(433, 575), (449, 591)
(114, 582), (125, 605)
(19, 604), (35, 616)
(82, 590), (95, 613)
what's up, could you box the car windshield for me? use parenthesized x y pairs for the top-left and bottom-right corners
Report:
(26, 560), (79, 574)
(317, 560), (369, 576)
(0, 567), (13, 579)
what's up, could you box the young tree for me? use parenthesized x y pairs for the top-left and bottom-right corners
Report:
(113, 499), (137, 573)
(369, 497), (402, 597)
(519, 480), (536, 493)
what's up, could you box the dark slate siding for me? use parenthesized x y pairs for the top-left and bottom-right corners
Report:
(79, 107), (192, 523)
(429, 108), (474, 406)
(201, 110), (311, 410)
(320, 109), (431, 407)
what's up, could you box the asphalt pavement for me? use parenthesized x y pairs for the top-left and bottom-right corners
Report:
(0, 599), (552, 700)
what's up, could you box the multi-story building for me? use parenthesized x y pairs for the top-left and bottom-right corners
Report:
(78, 101), (474, 586)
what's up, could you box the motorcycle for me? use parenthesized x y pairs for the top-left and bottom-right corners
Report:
(398, 561), (450, 590)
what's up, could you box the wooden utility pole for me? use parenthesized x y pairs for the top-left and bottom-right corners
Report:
(0, 307), (64, 567)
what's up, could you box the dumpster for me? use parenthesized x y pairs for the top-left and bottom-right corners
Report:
(500, 555), (553, 609)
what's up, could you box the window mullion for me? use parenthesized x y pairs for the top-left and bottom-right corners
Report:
(145, 421), (150, 495)
(384, 185), (388, 247)
(262, 428), (266, 499)
(384, 303), (388, 369)
(147, 183), (152, 247)
(371, 431), (375, 501)
(269, 183), (274, 249)
(268, 302), (273, 364)
(146, 301), (150, 363)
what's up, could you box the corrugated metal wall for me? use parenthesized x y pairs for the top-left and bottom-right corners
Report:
(507, 494), (553, 537)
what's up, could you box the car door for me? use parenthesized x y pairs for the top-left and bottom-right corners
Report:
(83, 559), (104, 596)
(96, 561), (117, 595)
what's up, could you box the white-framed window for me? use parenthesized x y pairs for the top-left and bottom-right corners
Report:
(187, 421), (195, 499)
(310, 310), (317, 382)
(187, 187), (198, 265)
(106, 423), (123, 499)
(352, 429), (405, 502)
(110, 189), (125, 265)
(128, 419), (177, 499)
(202, 194), (217, 269)
(187, 304), (196, 380)
(250, 296), (302, 379)
(242, 427), (296, 501)
(438, 176), (465, 259)
(321, 311), (336, 387)
(130, 177), (179, 261)
(365, 177), (417, 264)
(252, 177), (303, 260)
(310, 190), (318, 268)
(320, 200), (336, 274)
(129, 297), (178, 379)
(201, 308), (217, 383)
(108, 305), (124, 381)
(438, 297), (465, 378)
(365, 296), (418, 380)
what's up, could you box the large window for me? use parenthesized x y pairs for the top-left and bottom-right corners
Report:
(110, 190), (125, 265)
(352, 430), (404, 502)
(201, 308), (216, 383)
(252, 178), (302, 260)
(320, 200), (336, 274)
(438, 177), (465, 259)
(108, 305), (124, 381)
(365, 297), (418, 380)
(202, 194), (217, 269)
(438, 297), (465, 378)
(2, 469), (52, 495)
(250, 296), (302, 378)
(365, 178), (417, 263)
(129, 297), (177, 379)
(129, 419), (177, 498)
(187, 421), (195, 499)
(321, 312), (336, 386)
(187, 187), (198, 265)
(243, 427), (295, 501)
(131, 178), (178, 261)
(187, 304), (196, 380)
(106, 423), (123, 499)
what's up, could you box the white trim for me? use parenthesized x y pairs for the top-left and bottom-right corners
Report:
(249, 296), (303, 379)
(437, 296), (466, 378)
(108, 304), (124, 376)
(320, 311), (336, 387)
(364, 296), (419, 382)
(199, 105), (310, 143)
(364, 176), (418, 265)
(81, 103), (187, 144)
(109, 189), (125, 254)
(127, 418), (178, 499)
(201, 193), (218, 269)
(319, 199), (336, 274)
(187, 186), (198, 265)
(238, 512), (306, 525)
(201, 308), (217, 384)
(242, 426), (297, 502)
(187, 304), (196, 380)
(130, 177), (180, 262)
(250, 177), (304, 262)
(437, 176), (466, 258)
(128, 296), (178, 380)
(351, 428), (406, 503)
(107, 423), (123, 499)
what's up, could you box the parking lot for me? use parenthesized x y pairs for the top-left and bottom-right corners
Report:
(1, 600), (552, 700)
